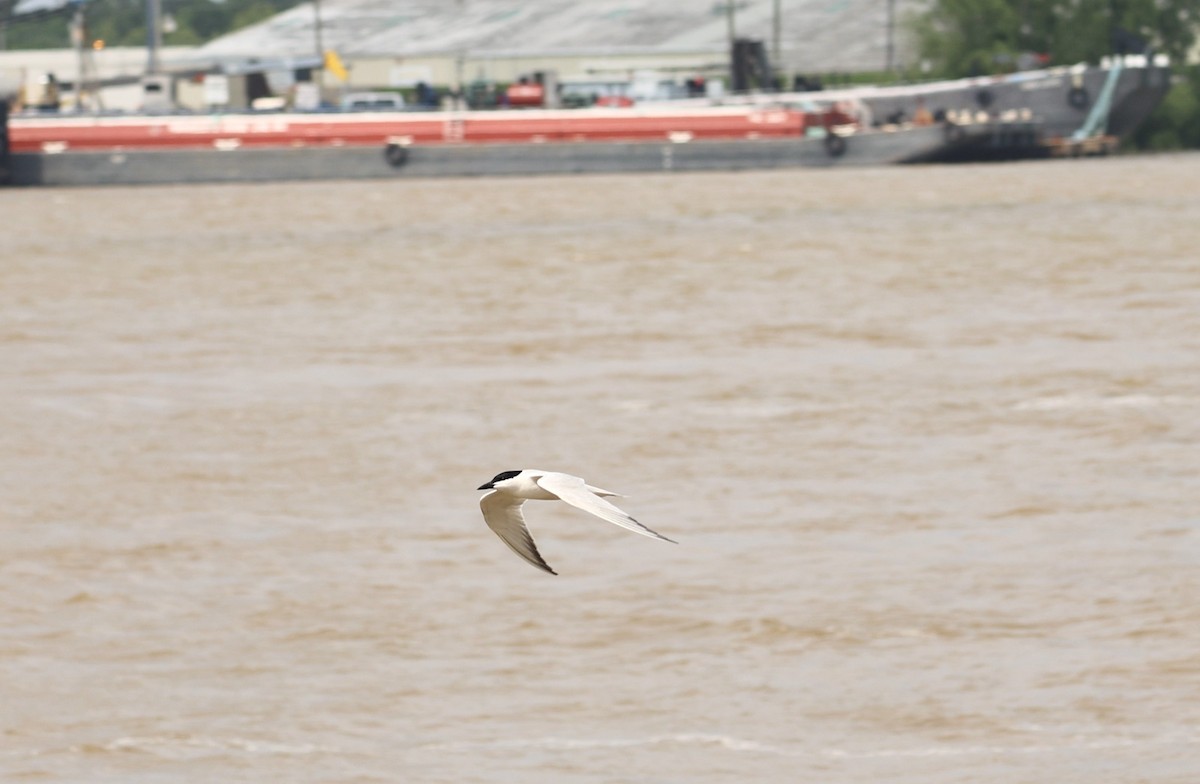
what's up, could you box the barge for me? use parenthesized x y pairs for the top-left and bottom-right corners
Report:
(0, 57), (1172, 187)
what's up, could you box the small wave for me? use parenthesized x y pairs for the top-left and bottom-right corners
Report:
(419, 730), (1200, 760)
(1013, 394), (1194, 412)
(93, 735), (336, 758)
(422, 733), (787, 754)
(608, 398), (836, 419)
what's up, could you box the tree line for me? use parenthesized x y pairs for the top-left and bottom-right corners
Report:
(2, 0), (303, 50)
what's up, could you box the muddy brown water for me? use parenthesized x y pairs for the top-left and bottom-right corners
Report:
(3, 155), (1199, 782)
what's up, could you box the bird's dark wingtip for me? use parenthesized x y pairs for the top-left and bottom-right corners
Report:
(641, 524), (677, 544)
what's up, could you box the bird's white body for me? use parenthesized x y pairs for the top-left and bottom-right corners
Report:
(477, 469), (675, 575)
(489, 469), (618, 501)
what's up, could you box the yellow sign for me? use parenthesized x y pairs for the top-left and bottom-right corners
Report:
(324, 50), (348, 82)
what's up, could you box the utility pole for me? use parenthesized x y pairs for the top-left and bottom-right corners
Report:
(726, 0), (736, 88)
(772, 0), (781, 85)
(71, 4), (84, 111)
(885, 0), (895, 73)
(313, 0), (324, 61)
(454, 0), (465, 109)
(145, 0), (162, 73)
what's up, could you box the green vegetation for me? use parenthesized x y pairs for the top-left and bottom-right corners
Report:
(1130, 65), (1200, 149)
(912, 0), (1199, 75)
(911, 0), (1200, 148)
(2, 0), (305, 50)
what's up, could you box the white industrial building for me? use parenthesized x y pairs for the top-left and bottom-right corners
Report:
(199, 0), (922, 90)
(2, 0), (923, 112)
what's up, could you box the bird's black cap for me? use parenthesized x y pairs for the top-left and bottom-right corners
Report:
(477, 469), (522, 490)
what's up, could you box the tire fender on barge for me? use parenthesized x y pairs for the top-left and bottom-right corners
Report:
(384, 139), (410, 167)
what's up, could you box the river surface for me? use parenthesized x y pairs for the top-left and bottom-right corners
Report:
(3, 155), (1199, 783)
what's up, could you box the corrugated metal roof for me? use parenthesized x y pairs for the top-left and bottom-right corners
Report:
(199, 0), (922, 73)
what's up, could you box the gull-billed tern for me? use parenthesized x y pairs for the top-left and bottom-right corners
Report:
(476, 469), (676, 575)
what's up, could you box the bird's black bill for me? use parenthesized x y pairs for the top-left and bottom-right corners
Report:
(477, 482), (494, 490)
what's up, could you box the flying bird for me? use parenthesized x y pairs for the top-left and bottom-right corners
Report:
(476, 469), (676, 575)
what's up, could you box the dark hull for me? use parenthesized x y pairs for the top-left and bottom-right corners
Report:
(855, 61), (1172, 139)
(4, 124), (989, 187)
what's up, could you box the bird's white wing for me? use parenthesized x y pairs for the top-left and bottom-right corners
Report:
(535, 473), (677, 543)
(479, 491), (558, 575)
